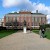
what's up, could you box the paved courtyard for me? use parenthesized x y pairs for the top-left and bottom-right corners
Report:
(0, 31), (50, 50)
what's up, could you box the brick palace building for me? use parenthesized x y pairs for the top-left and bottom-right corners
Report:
(4, 10), (47, 29)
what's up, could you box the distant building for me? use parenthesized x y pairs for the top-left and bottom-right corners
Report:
(4, 10), (47, 29)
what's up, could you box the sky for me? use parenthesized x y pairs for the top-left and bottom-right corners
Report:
(0, 0), (50, 23)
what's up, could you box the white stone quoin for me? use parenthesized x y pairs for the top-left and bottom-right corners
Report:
(23, 27), (27, 33)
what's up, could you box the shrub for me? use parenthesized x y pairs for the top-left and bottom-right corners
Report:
(39, 24), (50, 29)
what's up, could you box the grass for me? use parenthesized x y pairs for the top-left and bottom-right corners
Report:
(0, 29), (17, 39)
(32, 29), (50, 39)
(45, 29), (50, 39)
(32, 30), (39, 34)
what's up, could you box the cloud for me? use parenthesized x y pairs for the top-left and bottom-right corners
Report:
(2, 0), (50, 14)
(31, 3), (50, 15)
(2, 0), (50, 23)
(47, 15), (50, 23)
(3, 0), (22, 7)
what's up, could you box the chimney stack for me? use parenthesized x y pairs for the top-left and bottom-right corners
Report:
(36, 10), (38, 13)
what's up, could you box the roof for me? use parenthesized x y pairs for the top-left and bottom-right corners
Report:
(31, 13), (45, 15)
(7, 12), (19, 14)
(7, 12), (45, 15)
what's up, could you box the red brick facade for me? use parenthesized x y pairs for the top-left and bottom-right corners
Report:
(4, 11), (47, 29)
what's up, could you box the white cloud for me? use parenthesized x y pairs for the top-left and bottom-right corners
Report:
(2, 0), (50, 23)
(3, 0), (34, 10)
(3, 0), (22, 7)
(47, 15), (50, 23)
(32, 3), (50, 15)
(2, 0), (50, 14)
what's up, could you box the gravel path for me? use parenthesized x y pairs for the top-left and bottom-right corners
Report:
(0, 31), (50, 50)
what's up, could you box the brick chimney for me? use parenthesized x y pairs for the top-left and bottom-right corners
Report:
(36, 10), (38, 13)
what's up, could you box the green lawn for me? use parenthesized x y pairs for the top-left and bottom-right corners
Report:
(0, 29), (17, 39)
(45, 29), (50, 39)
(32, 29), (50, 39)
(32, 30), (39, 34)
